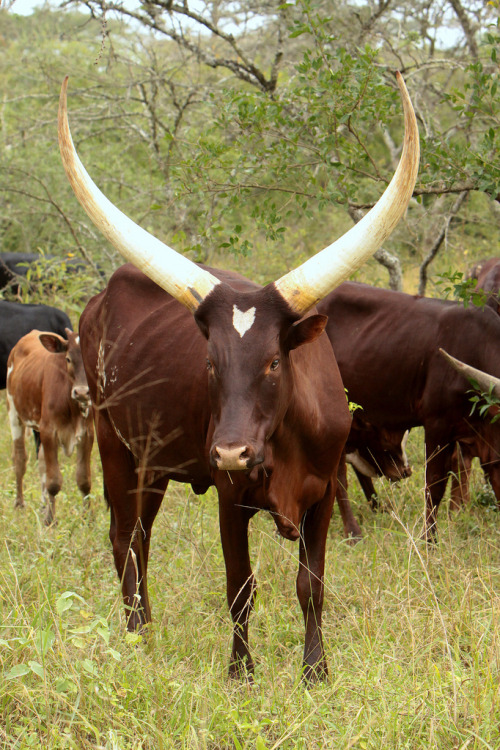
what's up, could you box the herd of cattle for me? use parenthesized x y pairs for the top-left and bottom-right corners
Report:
(2, 74), (500, 682)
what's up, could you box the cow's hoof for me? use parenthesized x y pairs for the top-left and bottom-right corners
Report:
(301, 661), (328, 684)
(228, 657), (255, 682)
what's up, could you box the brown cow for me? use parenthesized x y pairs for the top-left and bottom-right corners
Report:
(319, 282), (500, 541)
(58, 73), (418, 681)
(446, 257), (500, 505)
(440, 350), (500, 511)
(6, 329), (94, 525)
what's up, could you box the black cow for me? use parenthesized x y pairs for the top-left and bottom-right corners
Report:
(0, 301), (72, 389)
(0, 252), (102, 294)
(0, 253), (40, 291)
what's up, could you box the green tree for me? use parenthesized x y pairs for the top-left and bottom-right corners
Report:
(3, 0), (500, 293)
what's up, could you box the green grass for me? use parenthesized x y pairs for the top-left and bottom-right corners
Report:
(1, 409), (500, 749)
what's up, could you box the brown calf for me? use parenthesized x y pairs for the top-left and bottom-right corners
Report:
(6, 328), (93, 525)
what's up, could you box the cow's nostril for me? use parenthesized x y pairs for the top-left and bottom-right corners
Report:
(212, 445), (251, 471)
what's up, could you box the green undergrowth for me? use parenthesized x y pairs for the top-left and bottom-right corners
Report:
(0, 407), (499, 749)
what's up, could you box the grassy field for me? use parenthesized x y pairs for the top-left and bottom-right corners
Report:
(0, 402), (499, 749)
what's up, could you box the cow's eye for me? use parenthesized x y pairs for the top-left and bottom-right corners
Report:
(270, 358), (280, 371)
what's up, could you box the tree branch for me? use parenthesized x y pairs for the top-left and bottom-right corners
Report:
(418, 190), (469, 296)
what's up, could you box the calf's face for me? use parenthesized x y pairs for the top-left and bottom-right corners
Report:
(39, 328), (91, 413)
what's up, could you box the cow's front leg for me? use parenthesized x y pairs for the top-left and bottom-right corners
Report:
(218, 494), (257, 680)
(112, 499), (162, 632)
(75, 422), (94, 506)
(297, 482), (335, 682)
(353, 468), (380, 511)
(449, 442), (473, 511)
(335, 453), (363, 541)
(38, 435), (62, 525)
(424, 434), (454, 542)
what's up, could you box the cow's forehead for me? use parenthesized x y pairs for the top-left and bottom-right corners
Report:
(198, 282), (299, 337)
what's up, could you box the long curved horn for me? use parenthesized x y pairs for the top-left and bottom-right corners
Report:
(273, 72), (420, 314)
(58, 76), (220, 313)
(439, 348), (500, 397)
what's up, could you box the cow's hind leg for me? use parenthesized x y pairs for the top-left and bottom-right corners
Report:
(12, 436), (27, 509)
(98, 420), (167, 632)
(12, 433), (27, 510)
(7, 395), (27, 510)
(218, 487), (258, 680)
(110, 477), (166, 631)
(297, 482), (335, 682)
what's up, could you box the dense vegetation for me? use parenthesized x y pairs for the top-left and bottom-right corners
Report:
(1, 1), (500, 747)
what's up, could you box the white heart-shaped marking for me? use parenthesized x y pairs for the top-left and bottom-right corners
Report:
(233, 305), (256, 338)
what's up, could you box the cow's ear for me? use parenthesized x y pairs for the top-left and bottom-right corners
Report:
(286, 314), (328, 351)
(39, 333), (68, 354)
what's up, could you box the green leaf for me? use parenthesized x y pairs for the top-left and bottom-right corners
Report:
(28, 661), (44, 679)
(56, 678), (77, 694)
(5, 664), (30, 680)
(69, 637), (87, 649)
(56, 591), (85, 615)
(81, 658), (98, 676)
(96, 626), (110, 645)
(37, 629), (55, 657)
(68, 626), (92, 635)
(56, 598), (74, 615)
(125, 632), (143, 646)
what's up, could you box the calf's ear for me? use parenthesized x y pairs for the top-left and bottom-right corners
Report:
(39, 333), (68, 354)
(286, 314), (328, 351)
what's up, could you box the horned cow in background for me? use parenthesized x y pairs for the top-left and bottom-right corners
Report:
(6, 329), (94, 525)
(319, 282), (500, 541)
(59, 73), (419, 680)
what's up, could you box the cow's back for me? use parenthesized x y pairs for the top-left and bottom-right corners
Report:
(319, 283), (435, 427)
(7, 330), (62, 424)
(319, 281), (500, 429)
